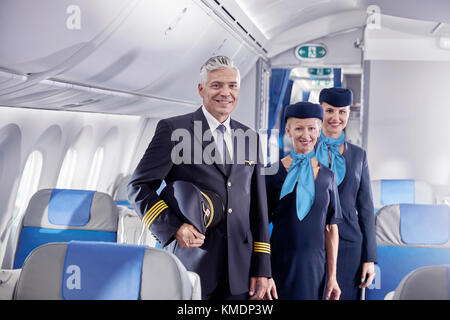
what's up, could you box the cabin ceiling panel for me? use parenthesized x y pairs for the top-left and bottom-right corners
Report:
(0, 72), (26, 88)
(360, 0), (450, 26)
(0, 0), (261, 116)
(0, 78), (198, 117)
(58, 0), (212, 93)
(364, 15), (450, 61)
(123, 4), (245, 103)
(236, 0), (360, 40)
(0, 0), (132, 74)
(76, 99), (198, 118)
(369, 15), (450, 38)
(56, 0), (258, 104)
(236, 0), (450, 41)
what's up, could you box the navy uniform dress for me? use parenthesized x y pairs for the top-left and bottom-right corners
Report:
(336, 142), (378, 300)
(266, 161), (342, 299)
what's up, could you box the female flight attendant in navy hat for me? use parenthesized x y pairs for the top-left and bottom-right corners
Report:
(266, 101), (342, 300)
(317, 87), (377, 300)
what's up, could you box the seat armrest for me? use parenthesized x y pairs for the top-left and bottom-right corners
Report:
(0, 269), (22, 300)
(187, 271), (202, 300)
(384, 291), (395, 300)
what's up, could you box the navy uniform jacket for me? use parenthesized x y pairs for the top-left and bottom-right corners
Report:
(127, 107), (271, 295)
(338, 142), (377, 263)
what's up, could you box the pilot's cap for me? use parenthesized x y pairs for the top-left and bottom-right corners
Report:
(319, 87), (353, 107)
(284, 101), (323, 122)
(160, 181), (224, 235)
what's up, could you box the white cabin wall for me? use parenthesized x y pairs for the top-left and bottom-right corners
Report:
(364, 60), (450, 199)
(363, 21), (450, 201)
(127, 117), (159, 177)
(232, 62), (257, 130)
(0, 107), (143, 232)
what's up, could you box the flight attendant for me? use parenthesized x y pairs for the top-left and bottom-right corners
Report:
(266, 101), (342, 300)
(317, 87), (377, 300)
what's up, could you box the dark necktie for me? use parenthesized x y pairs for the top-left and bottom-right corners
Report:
(216, 124), (231, 175)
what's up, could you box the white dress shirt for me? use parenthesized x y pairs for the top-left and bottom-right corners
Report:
(201, 105), (233, 160)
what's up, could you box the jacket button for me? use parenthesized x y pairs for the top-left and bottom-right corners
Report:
(228, 208), (233, 214)
(227, 181), (232, 187)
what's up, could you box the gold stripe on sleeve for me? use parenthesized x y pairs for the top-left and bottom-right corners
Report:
(253, 242), (271, 254)
(142, 200), (167, 227)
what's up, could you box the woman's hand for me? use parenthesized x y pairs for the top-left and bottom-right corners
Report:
(324, 224), (340, 300)
(325, 277), (341, 300)
(360, 262), (376, 288)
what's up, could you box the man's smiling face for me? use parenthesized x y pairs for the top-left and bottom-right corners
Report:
(198, 67), (239, 122)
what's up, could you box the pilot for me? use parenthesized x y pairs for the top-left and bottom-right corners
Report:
(266, 101), (342, 300)
(127, 56), (275, 300)
(317, 87), (377, 300)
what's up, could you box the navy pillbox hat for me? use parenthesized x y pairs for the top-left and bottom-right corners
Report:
(319, 87), (353, 107)
(284, 101), (323, 121)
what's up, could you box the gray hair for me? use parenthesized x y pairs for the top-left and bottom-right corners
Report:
(199, 56), (240, 87)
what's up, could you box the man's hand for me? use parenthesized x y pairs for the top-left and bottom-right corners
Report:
(249, 277), (277, 300)
(175, 223), (205, 248)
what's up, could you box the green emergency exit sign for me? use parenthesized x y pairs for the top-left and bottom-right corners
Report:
(308, 68), (331, 76)
(295, 44), (327, 60)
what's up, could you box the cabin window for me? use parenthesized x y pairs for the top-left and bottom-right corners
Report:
(13, 150), (43, 218)
(56, 148), (77, 189)
(86, 147), (104, 190)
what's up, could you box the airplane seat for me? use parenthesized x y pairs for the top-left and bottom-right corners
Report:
(113, 175), (165, 248)
(371, 179), (435, 213)
(13, 241), (201, 300)
(11, 188), (119, 269)
(116, 205), (158, 247)
(113, 174), (134, 209)
(386, 265), (450, 300)
(366, 203), (450, 300)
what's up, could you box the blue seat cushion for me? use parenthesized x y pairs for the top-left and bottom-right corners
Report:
(13, 227), (116, 269)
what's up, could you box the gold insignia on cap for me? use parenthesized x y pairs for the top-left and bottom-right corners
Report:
(200, 191), (214, 228)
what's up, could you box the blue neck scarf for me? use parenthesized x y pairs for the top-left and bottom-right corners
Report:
(280, 149), (316, 221)
(316, 131), (346, 185)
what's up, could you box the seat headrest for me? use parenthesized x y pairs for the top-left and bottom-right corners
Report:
(22, 189), (118, 232)
(371, 179), (436, 211)
(62, 241), (145, 299)
(48, 189), (95, 226)
(381, 179), (415, 206)
(400, 204), (450, 245)
(113, 175), (131, 201)
(376, 204), (450, 248)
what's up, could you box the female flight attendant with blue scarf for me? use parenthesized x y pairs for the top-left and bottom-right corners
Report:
(266, 102), (342, 300)
(317, 88), (378, 300)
